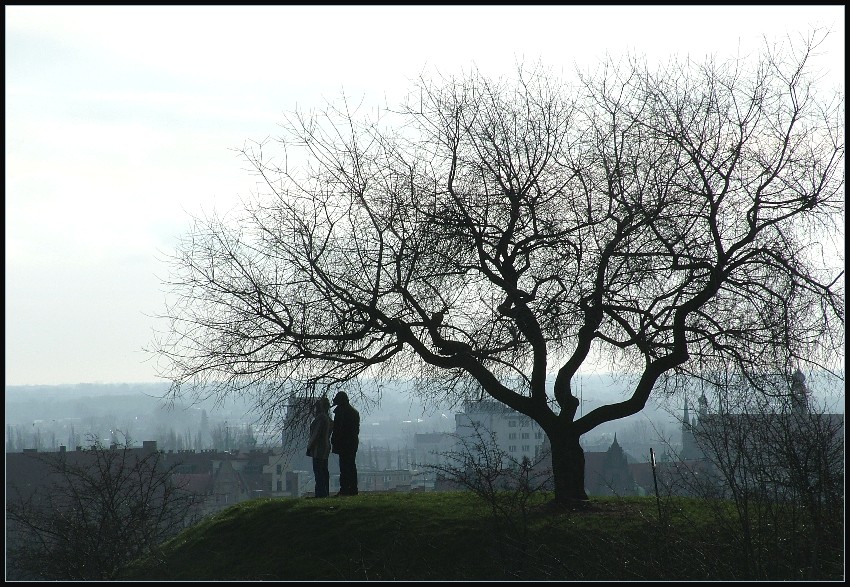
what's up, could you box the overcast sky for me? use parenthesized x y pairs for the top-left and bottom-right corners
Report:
(6, 6), (844, 386)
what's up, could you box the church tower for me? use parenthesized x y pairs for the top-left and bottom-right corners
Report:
(790, 368), (809, 415)
(680, 396), (704, 460)
(600, 433), (636, 496)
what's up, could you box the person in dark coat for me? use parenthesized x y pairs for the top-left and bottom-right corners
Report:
(330, 391), (360, 496)
(306, 396), (332, 498)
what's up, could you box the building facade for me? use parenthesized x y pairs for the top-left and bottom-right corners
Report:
(675, 370), (844, 499)
(454, 399), (547, 466)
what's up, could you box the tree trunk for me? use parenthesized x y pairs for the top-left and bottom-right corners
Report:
(550, 430), (589, 502)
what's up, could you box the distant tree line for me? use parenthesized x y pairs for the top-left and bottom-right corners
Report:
(6, 410), (267, 453)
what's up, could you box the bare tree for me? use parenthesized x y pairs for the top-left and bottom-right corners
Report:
(6, 434), (200, 580)
(424, 421), (552, 578)
(152, 31), (844, 504)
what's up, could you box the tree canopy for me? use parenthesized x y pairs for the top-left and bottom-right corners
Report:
(153, 31), (843, 501)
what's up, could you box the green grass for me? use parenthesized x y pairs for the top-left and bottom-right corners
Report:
(119, 492), (843, 581)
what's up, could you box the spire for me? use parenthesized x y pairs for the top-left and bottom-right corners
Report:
(682, 397), (690, 429)
(791, 368), (809, 415)
(698, 391), (708, 419)
(605, 433), (624, 459)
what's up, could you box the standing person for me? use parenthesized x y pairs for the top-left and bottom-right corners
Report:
(306, 396), (332, 498)
(330, 391), (360, 496)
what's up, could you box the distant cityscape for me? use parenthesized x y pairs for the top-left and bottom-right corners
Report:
(5, 377), (688, 462)
(6, 373), (842, 520)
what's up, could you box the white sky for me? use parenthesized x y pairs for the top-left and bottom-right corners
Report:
(5, 6), (845, 386)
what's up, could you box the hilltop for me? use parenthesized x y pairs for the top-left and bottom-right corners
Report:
(118, 492), (842, 581)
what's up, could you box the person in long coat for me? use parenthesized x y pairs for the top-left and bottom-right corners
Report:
(330, 391), (360, 496)
(306, 396), (332, 497)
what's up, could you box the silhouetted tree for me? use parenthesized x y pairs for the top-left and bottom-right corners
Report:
(152, 31), (844, 503)
(209, 422), (228, 450)
(6, 424), (17, 451)
(241, 423), (258, 449)
(6, 433), (200, 580)
(199, 409), (210, 448)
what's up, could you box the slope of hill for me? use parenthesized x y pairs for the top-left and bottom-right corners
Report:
(118, 492), (842, 581)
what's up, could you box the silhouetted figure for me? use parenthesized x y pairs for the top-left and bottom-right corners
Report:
(306, 396), (332, 497)
(330, 391), (360, 496)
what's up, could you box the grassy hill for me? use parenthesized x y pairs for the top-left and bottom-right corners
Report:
(118, 491), (842, 581)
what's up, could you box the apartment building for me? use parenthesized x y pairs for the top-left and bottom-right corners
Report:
(454, 399), (547, 466)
